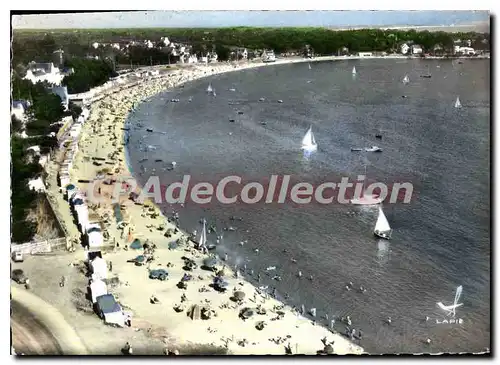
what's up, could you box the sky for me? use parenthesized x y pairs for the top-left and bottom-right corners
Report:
(12, 11), (490, 29)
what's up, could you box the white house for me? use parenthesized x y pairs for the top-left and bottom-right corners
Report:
(92, 42), (99, 49)
(24, 62), (64, 86)
(144, 40), (154, 49)
(400, 43), (410, 55)
(161, 36), (170, 47)
(90, 257), (108, 280)
(28, 176), (45, 192)
(456, 46), (475, 55)
(188, 55), (198, 63)
(89, 279), (107, 303)
(112, 43), (120, 50)
(209, 52), (218, 62)
(26, 145), (41, 155)
(411, 45), (423, 54)
(358, 52), (373, 57)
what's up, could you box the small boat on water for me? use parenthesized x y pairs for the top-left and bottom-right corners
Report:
(350, 147), (362, 152)
(375, 134), (382, 139)
(454, 96), (462, 108)
(420, 74), (432, 78)
(352, 66), (357, 75)
(146, 128), (153, 132)
(402, 74), (410, 84)
(301, 126), (318, 152)
(374, 207), (393, 240)
(365, 146), (382, 152)
(207, 83), (213, 93)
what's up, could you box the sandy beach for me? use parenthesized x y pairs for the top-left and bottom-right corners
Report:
(53, 61), (366, 355)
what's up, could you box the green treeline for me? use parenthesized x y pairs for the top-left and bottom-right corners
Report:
(62, 58), (118, 93)
(12, 27), (490, 66)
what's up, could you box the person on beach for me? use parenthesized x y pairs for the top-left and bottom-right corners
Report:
(60, 276), (65, 287)
(109, 261), (113, 272)
(123, 342), (133, 355)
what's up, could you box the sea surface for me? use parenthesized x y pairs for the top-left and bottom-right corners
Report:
(126, 59), (490, 354)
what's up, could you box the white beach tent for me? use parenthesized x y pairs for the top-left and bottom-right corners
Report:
(75, 204), (89, 233)
(59, 173), (71, 189)
(89, 278), (108, 303)
(90, 257), (108, 280)
(87, 231), (104, 249)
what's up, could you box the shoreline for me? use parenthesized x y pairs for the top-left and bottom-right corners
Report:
(70, 61), (365, 354)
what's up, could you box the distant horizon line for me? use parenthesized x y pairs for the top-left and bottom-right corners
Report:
(12, 21), (491, 32)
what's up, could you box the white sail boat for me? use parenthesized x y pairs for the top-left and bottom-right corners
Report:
(301, 126), (317, 152)
(402, 74), (409, 84)
(454, 96), (462, 108)
(351, 165), (383, 205)
(352, 66), (357, 75)
(207, 83), (213, 93)
(373, 207), (392, 240)
(308, 63), (312, 70)
(198, 219), (207, 250)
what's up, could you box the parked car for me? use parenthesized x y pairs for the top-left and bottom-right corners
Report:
(11, 251), (23, 263)
(11, 269), (27, 284)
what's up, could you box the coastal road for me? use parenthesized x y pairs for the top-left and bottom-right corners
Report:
(11, 286), (89, 355)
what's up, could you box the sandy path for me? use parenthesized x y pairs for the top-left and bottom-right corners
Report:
(11, 300), (62, 355)
(11, 286), (88, 355)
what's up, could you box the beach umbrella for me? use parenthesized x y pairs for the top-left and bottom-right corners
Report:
(130, 239), (142, 250)
(203, 257), (217, 269)
(168, 241), (179, 250)
(233, 291), (246, 301)
(239, 307), (254, 320)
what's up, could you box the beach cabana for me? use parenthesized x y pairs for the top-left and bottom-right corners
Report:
(87, 231), (104, 249)
(66, 183), (76, 195)
(90, 256), (108, 280)
(59, 173), (71, 189)
(95, 294), (124, 326)
(75, 204), (89, 233)
(89, 279), (107, 303)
